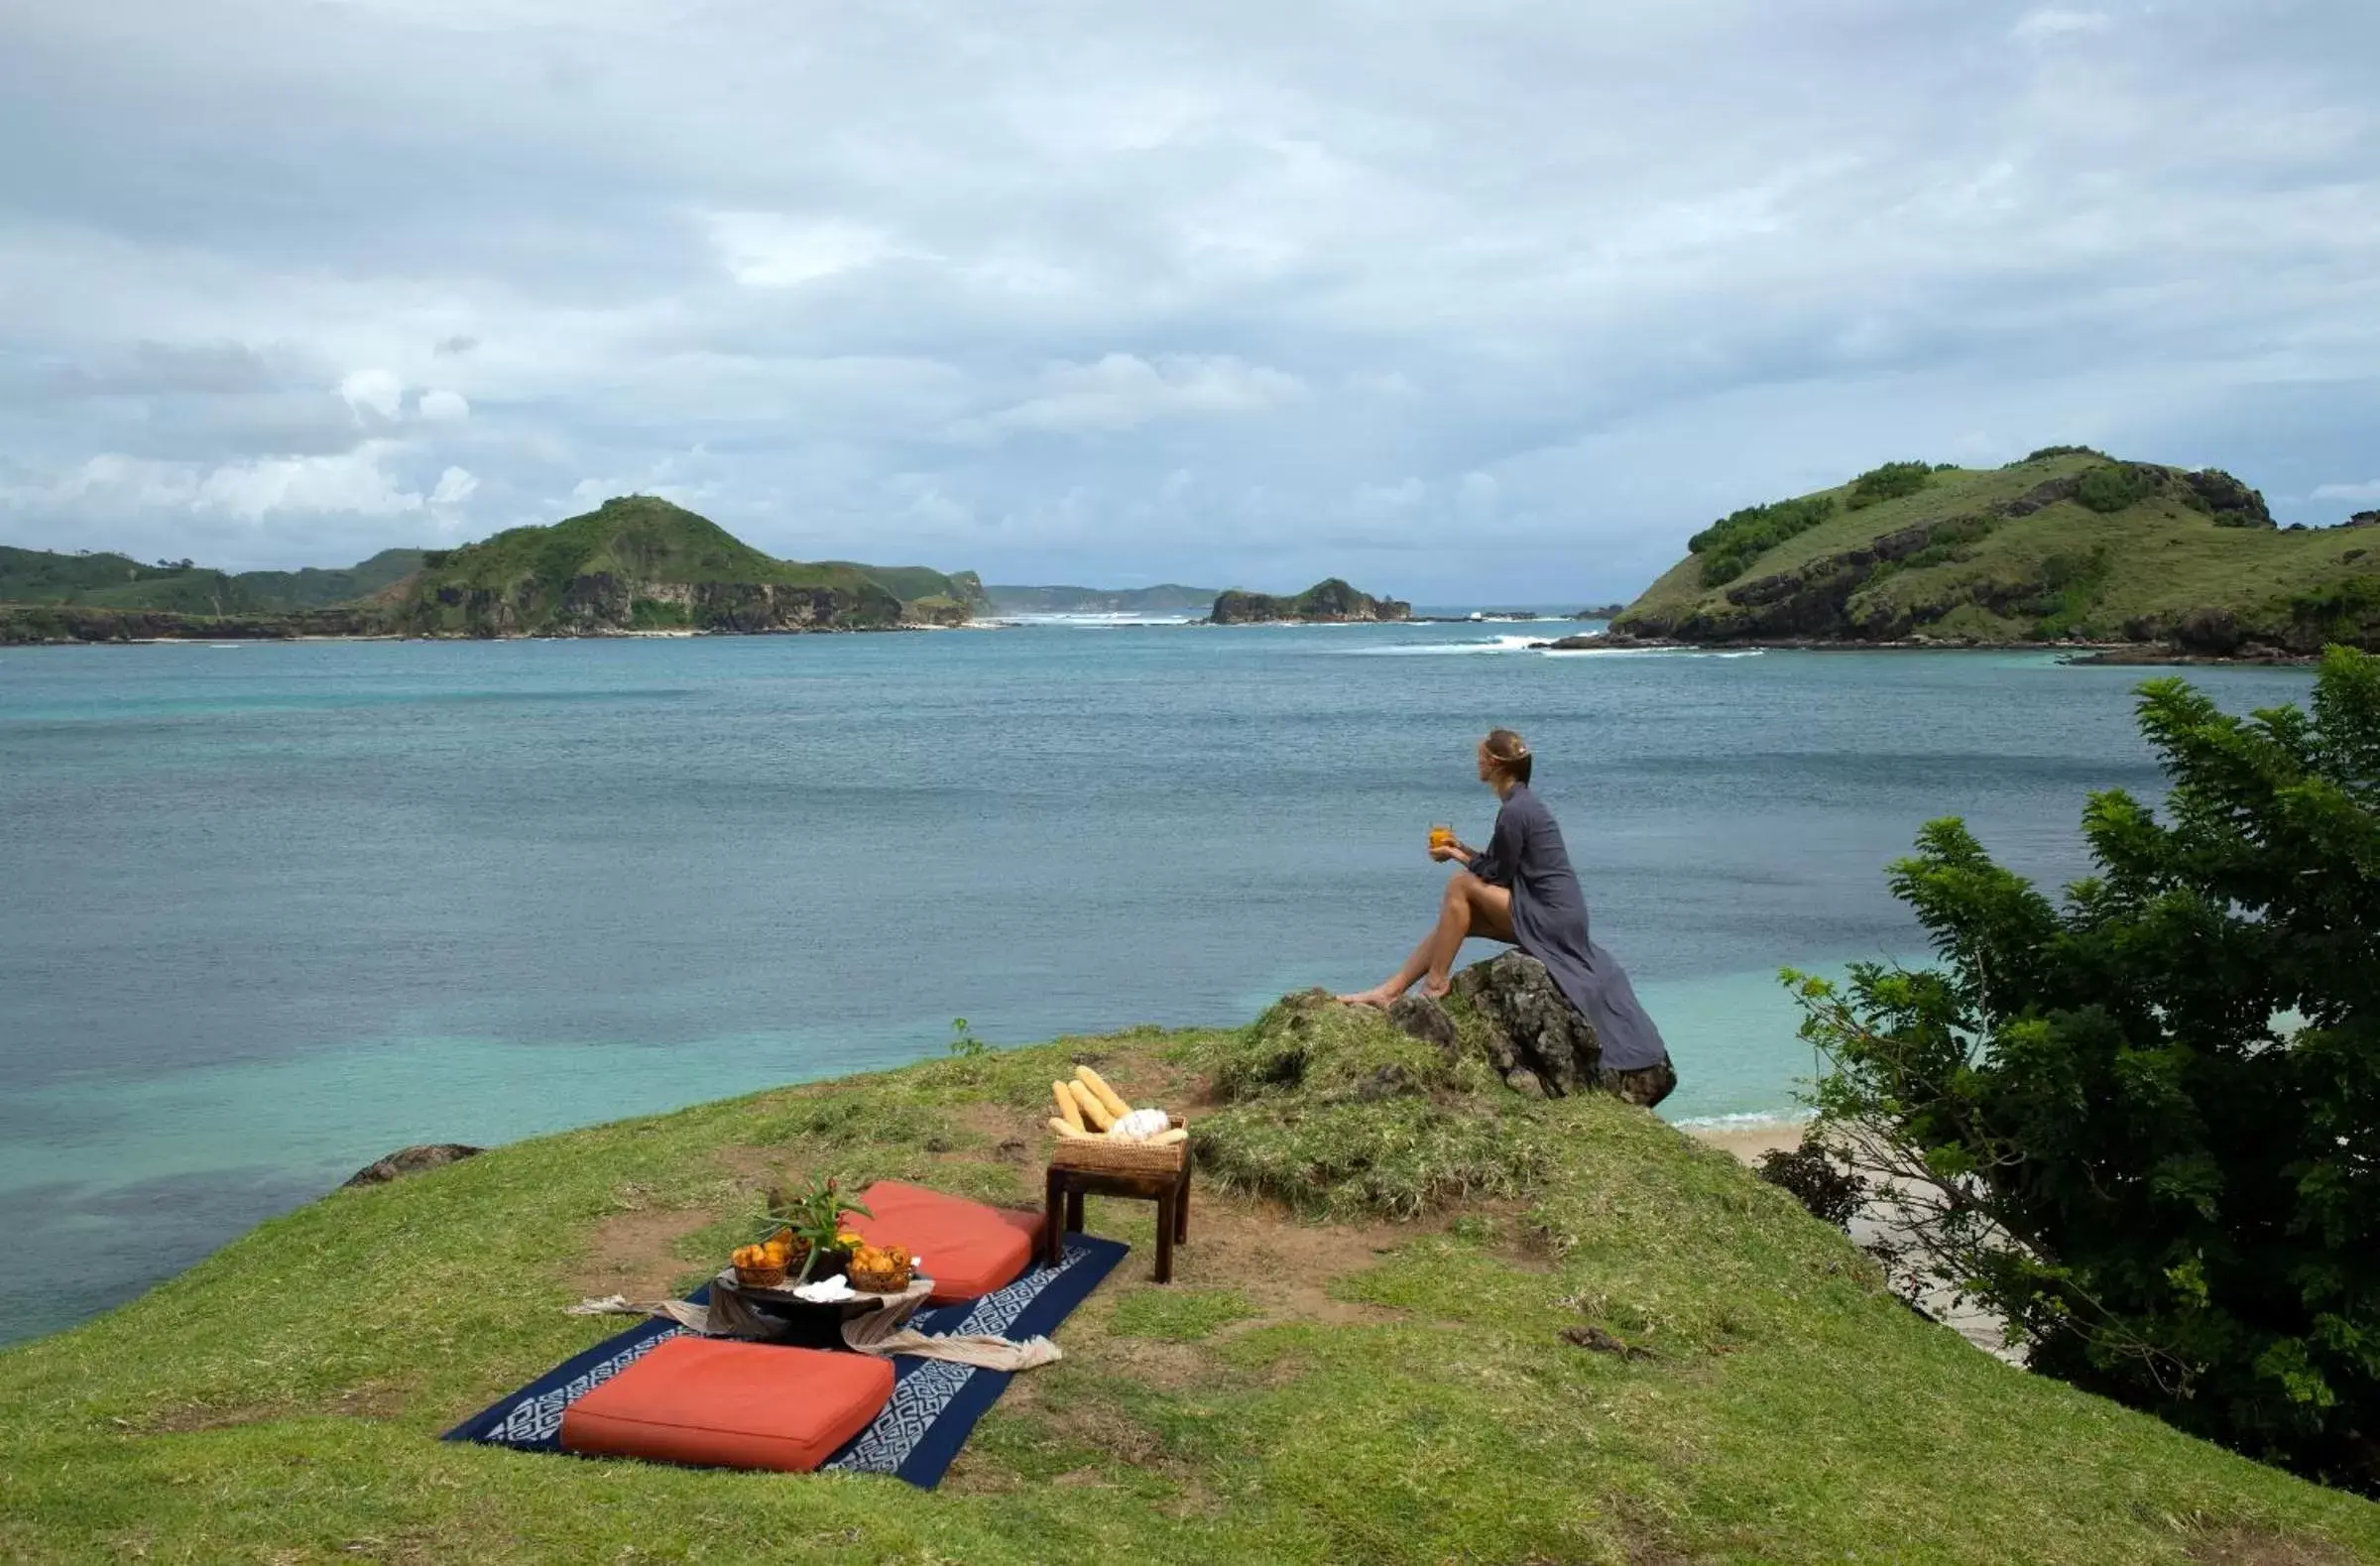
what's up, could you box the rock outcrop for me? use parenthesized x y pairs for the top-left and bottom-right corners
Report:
(1373, 952), (1606, 1100)
(343, 1144), (484, 1188)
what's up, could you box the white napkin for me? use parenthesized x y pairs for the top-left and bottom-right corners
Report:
(1110, 1107), (1170, 1142)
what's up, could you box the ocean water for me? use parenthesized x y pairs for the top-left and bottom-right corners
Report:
(0, 622), (2313, 1345)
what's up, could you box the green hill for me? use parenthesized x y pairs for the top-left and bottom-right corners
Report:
(0, 545), (427, 615)
(827, 563), (991, 615)
(395, 497), (906, 636)
(2, 1005), (2374, 1562)
(986, 583), (1222, 615)
(1610, 450), (2380, 655)
(228, 547), (427, 609)
(2, 512), (989, 642)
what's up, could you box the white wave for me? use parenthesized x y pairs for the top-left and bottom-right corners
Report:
(1336, 634), (1546, 657)
(1005, 612), (1199, 627)
(1540, 645), (1767, 660)
(1673, 1110), (1813, 1130)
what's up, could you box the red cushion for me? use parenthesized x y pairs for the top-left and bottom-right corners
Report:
(559, 1337), (892, 1473)
(850, 1180), (1044, 1304)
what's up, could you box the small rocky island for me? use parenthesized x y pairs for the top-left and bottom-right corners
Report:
(1208, 578), (1412, 624)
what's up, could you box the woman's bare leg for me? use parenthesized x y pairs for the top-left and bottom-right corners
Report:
(1339, 872), (1515, 1006)
(1421, 872), (1512, 997)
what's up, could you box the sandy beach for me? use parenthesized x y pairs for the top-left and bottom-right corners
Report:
(1684, 1118), (1807, 1165)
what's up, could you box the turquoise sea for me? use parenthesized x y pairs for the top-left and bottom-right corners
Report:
(0, 619), (2314, 1345)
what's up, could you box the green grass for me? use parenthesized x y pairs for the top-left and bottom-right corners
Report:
(3, 1011), (2375, 1563)
(1615, 452), (2380, 649)
(1108, 1287), (1262, 1342)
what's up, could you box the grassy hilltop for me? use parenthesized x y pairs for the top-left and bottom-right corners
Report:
(4, 1005), (2374, 1564)
(1611, 450), (2380, 654)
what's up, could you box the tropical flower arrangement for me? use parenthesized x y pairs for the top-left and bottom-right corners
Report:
(755, 1175), (874, 1282)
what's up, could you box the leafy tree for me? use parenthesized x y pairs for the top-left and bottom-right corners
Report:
(1688, 495), (1838, 587)
(1791, 648), (2380, 1492)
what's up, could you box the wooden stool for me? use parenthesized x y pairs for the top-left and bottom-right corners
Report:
(1043, 1130), (1191, 1283)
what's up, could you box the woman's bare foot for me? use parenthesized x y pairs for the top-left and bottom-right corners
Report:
(1335, 984), (1402, 1009)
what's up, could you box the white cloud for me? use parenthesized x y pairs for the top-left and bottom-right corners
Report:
(2012, 8), (2113, 45)
(428, 465), (478, 506)
(337, 368), (405, 422)
(192, 440), (427, 519)
(417, 389), (470, 422)
(962, 354), (1306, 439)
(704, 213), (907, 289)
(2312, 480), (2380, 502)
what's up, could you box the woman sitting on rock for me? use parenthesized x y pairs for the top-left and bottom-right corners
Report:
(1339, 728), (1676, 1106)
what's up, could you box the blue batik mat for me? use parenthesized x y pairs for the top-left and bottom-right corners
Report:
(442, 1234), (1129, 1489)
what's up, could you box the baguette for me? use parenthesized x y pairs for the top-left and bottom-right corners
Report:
(1046, 1117), (1087, 1139)
(1052, 1082), (1085, 1132)
(1074, 1065), (1132, 1120)
(1066, 1079), (1116, 1132)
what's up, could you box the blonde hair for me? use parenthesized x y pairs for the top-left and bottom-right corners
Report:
(1484, 728), (1533, 785)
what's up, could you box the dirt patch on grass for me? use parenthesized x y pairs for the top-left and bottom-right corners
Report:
(2184, 1528), (2357, 1566)
(949, 1101), (1038, 1160)
(138, 1378), (413, 1434)
(1171, 1203), (1413, 1328)
(567, 1207), (716, 1301)
(1090, 1335), (1210, 1390)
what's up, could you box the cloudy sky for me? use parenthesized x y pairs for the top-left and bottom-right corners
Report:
(1, 0), (2373, 600)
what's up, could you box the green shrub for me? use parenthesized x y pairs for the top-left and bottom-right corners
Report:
(2014, 444), (2104, 464)
(2075, 462), (2154, 514)
(2027, 546), (2112, 639)
(1844, 461), (1934, 511)
(2277, 577), (2380, 648)
(1793, 649), (2380, 1493)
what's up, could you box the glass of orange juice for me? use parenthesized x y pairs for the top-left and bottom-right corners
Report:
(1428, 822), (1454, 852)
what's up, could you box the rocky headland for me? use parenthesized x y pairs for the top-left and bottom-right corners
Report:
(1606, 449), (2380, 660)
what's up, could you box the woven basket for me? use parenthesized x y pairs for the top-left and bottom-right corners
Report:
(847, 1263), (912, 1294)
(733, 1262), (787, 1289)
(1051, 1135), (1187, 1176)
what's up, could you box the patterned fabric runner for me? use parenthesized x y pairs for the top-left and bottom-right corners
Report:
(442, 1234), (1130, 1489)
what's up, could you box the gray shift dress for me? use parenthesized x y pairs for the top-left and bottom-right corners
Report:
(1467, 783), (1672, 1075)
